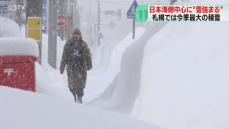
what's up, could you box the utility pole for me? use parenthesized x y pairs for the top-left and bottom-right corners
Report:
(63, 0), (79, 40)
(65, 0), (74, 40)
(97, 0), (101, 46)
(127, 0), (137, 39)
(58, 0), (67, 40)
(132, 0), (137, 39)
(26, 0), (42, 63)
(133, 14), (135, 39)
(26, 0), (41, 19)
(15, 0), (24, 28)
(73, 0), (80, 28)
(48, 0), (57, 68)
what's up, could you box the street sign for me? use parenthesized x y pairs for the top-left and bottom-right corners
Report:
(127, 0), (138, 19)
(127, 0), (138, 39)
(57, 15), (66, 27)
(27, 17), (41, 41)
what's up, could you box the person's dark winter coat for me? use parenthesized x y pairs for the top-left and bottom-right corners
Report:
(60, 28), (92, 103)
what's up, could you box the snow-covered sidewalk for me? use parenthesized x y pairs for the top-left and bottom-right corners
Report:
(0, 87), (163, 129)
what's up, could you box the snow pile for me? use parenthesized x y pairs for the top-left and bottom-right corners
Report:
(85, 27), (146, 101)
(130, 1), (229, 129)
(0, 87), (163, 129)
(90, 24), (167, 112)
(91, 1), (229, 129)
(0, 37), (39, 57)
(0, 16), (22, 37)
(131, 21), (229, 129)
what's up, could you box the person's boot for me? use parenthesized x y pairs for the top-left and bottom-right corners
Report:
(77, 96), (83, 104)
(73, 94), (77, 102)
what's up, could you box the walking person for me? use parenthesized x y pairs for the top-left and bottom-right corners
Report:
(60, 28), (92, 103)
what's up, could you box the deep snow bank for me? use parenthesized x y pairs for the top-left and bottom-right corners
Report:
(132, 23), (229, 129)
(0, 87), (163, 129)
(91, 24), (167, 112)
(85, 28), (146, 101)
(131, 1), (229, 129)
(92, 1), (229, 129)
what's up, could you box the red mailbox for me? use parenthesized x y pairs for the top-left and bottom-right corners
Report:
(0, 56), (37, 91)
(0, 37), (39, 92)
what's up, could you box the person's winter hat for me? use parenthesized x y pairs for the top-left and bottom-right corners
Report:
(73, 28), (81, 36)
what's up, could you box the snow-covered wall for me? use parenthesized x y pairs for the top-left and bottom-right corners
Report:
(132, 16), (229, 129)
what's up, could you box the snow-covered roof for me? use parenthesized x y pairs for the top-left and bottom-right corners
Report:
(0, 37), (39, 57)
(0, 16), (22, 37)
